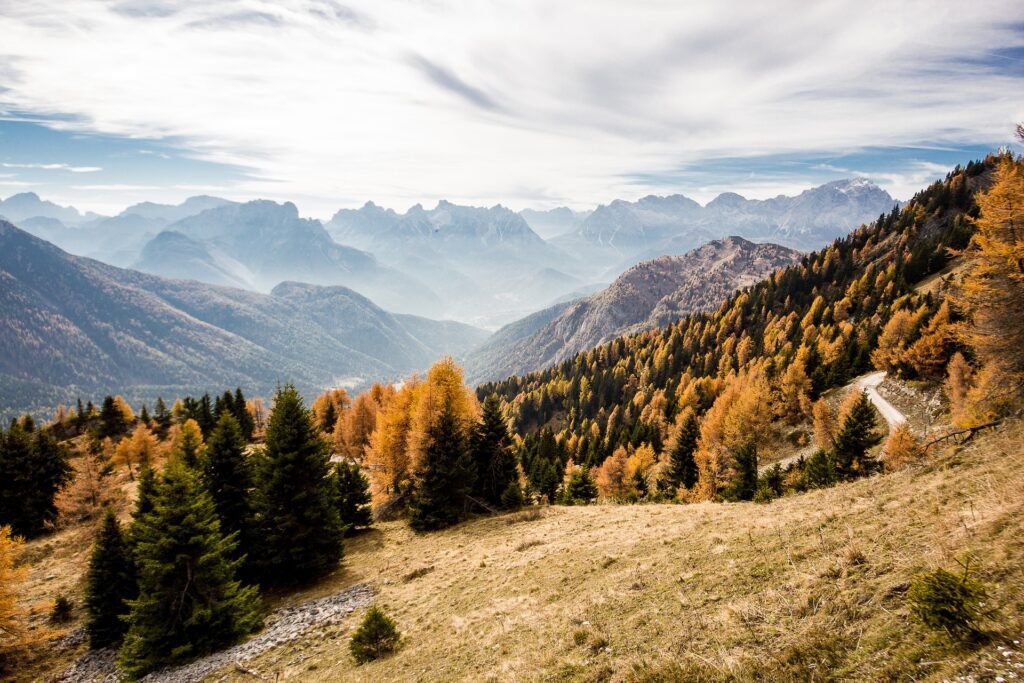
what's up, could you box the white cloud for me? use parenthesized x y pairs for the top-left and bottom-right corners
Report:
(1, 162), (102, 172)
(0, 0), (1021, 215)
(70, 183), (159, 191)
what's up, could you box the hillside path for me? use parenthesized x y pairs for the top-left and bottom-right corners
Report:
(853, 371), (906, 428)
(760, 371), (906, 473)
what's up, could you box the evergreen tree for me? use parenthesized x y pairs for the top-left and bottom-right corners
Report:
(118, 460), (262, 678)
(470, 394), (518, 508)
(500, 479), (525, 509)
(0, 425), (72, 538)
(666, 411), (700, 490)
(559, 466), (597, 505)
(171, 419), (206, 469)
(75, 398), (88, 431)
(84, 510), (137, 648)
(98, 396), (129, 439)
(138, 404), (151, 427)
(233, 388), (255, 442)
(203, 413), (258, 579)
(333, 461), (373, 533)
(833, 391), (883, 478)
(321, 399), (337, 434)
(408, 408), (474, 531)
(132, 464), (158, 521)
(152, 397), (171, 440)
(254, 385), (344, 587)
(800, 449), (838, 489)
(197, 394), (216, 437)
(724, 438), (758, 502)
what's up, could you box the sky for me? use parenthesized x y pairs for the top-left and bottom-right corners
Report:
(0, 0), (1022, 218)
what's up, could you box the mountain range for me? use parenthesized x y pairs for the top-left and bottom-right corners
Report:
(464, 237), (803, 383)
(1, 178), (894, 330)
(0, 220), (487, 418)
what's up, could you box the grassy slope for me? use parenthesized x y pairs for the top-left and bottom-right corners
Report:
(215, 421), (1024, 682)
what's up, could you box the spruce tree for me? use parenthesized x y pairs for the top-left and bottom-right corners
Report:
(172, 419), (205, 469)
(724, 439), (758, 502)
(203, 413), (258, 579)
(152, 397), (171, 440)
(409, 408), (473, 531)
(233, 388), (254, 442)
(254, 385), (343, 587)
(98, 396), (129, 439)
(667, 412), (700, 490)
(322, 400), (337, 434)
(833, 391), (883, 478)
(559, 466), (597, 505)
(138, 404), (151, 427)
(334, 461), (373, 533)
(470, 395), (518, 508)
(0, 425), (72, 538)
(197, 394), (215, 438)
(118, 460), (261, 678)
(133, 464), (158, 521)
(800, 449), (838, 489)
(84, 510), (137, 648)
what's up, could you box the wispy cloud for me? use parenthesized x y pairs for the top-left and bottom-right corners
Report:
(1, 162), (102, 172)
(70, 183), (158, 191)
(0, 1), (1020, 213)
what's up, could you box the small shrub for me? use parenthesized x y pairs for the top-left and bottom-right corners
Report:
(572, 629), (589, 646)
(350, 605), (401, 664)
(49, 595), (74, 624)
(752, 483), (775, 504)
(908, 558), (987, 640)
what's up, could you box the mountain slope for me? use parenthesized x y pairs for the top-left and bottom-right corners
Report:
(466, 237), (802, 383)
(0, 221), (486, 418)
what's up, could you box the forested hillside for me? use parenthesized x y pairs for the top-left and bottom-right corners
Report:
(479, 156), (998, 495)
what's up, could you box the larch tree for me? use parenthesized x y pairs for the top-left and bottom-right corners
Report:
(111, 424), (157, 480)
(956, 155), (1024, 409)
(595, 446), (632, 501)
(883, 423), (926, 472)
(811, 398), (837, 451)
(84, 510), (137, 649)
(118, 459), (261, 678)
(169, 418), (205, 469)
(254, 385), (343, 587)
(0, 526), (26, 654)
(364, 379), (419, 512)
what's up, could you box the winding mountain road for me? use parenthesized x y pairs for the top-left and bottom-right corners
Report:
(760, 371), (907, 472)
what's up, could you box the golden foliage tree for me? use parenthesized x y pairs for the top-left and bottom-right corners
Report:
(112, 424), (158, 480)
(0, 526), (26, 653)
(778, 356), (812, 424)
(168, 419), (205, 468)
(883, 423), (926, 472)
(364, 379), (418, 511)
(812, 398), (837, 451)
(694, 369), (772, 501)
(595, 446), (632, 500)
(956, 156), (1024, 404)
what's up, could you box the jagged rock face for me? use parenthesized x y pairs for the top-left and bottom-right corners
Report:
(465, 237), (803, 383)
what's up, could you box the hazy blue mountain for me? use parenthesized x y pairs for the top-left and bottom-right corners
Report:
(519, 206), (592, 239)
(0, 192), (94, 225)
(465, 237), (802, 383)
(120, 195), (234, 224)
(0, 220), (487, 419)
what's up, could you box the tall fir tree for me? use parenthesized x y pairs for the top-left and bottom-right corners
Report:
(470, 394), (518, 508)
(84, 510), (137, 648)
(724, 438), (758, 501)
(152, 397), (171, 440)
(254, 385), (343, 586)
(409, 408), (474, 531)
(321, 400), (337, 434)
(118, 460), (261, 678)
(98, 396), (130, 439)
(559, 466), (597, 505)
(833, 391), (883, 478)
(197, 394), (216, 438)
(0, 425), (72, 538)
(233, 388), (255, 442)
(666, 412), (700, 490)
(203, 413), (258, 579)
(333, 460), (373, 533)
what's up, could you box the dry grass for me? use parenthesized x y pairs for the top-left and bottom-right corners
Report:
(14, 420), (1024, 682)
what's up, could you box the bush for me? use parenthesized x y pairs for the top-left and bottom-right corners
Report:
(908, 559), (987, 640)
(350, 606), (401, 664)
(49, 595), (74, 624)
(500, 480), (525, 510)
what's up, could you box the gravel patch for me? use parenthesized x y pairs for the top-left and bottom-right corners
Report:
(54, 583), (374, 683)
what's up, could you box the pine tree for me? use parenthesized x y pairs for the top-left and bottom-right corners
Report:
(197, 394), (216, 438)
(233, 388), (255, 442)
(203, 413), (258, 579)
(666, 411), (699, 490)
(349, 605), (401, 664)
(470, 394), (518, 508)
(559, 466), (597, 505)
(321, 399), (337, 434)
(723, 438), (758, 502)
(98, 396), (130, 439)
(408, 408), (473, 531)
(84, 510), (137, 649)
(254, 385), (344, 587)
(138, 404), (151, 427)
(334, 461), (373, 533)
(152, 397), (172, 440)
(800, 449), (837, 489)
(0, 425), (72, 538)
(500, 479), (525, 509)
(833, 390), (882, 478)
(118, 460), (262, 678)
(132, 464), (158, 521)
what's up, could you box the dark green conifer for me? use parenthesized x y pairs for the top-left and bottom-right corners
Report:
(724, 438), (758, 502)
(833, 391), (883, 478)
(84, 510), (137, 648)
(334, 460), (373, 533)
(233, 388), (254, 442)
(118, 460), (262, 678)
(801, 449), (838, 489)
(254, 385), (343, 586)
(558, 466), (597, 505)
(470, 394), (518, 508)
(408, 408), (473, 531)
(0, 425), (72, 538)
(152, 397), (171, 440)
(322, 399), (337, 434)
(666, 412), (700, 490)
(98, 395), (130, 439)
(203, 413), (258, 579)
